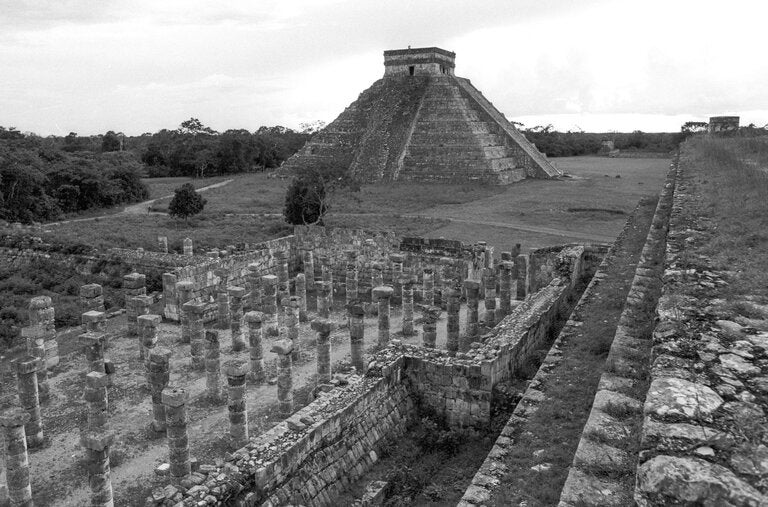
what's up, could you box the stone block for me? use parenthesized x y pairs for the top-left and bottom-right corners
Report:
(85, 371), (109, 389)
(81, 430), (115, 451)
(245, 311), (264, 324)
(0, 407), (30, 427)
(372, 286), (394, 300)
(271, 340), (294, 356)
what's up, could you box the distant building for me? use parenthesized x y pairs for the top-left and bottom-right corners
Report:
(708, 116), (740, 133)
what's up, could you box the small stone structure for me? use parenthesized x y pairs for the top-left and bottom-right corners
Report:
(245, 311), (266, 384)
(708, 115), (739, 133)
(0, 407), (32, 506)
(225, 360), (249, 449)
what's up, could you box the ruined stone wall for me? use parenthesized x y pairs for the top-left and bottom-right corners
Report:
(166, 236), (297, 317)
(177, 358), (414, 506)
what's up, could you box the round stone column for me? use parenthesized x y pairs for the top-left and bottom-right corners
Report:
(183, 238), (193, 256)
(372, 286), (394, 346)
(421, 306), (441, 348)
(345, 264), (358, 306)
(15, 356), (43, 448)
(225, 360), (249, 449)
(176, 281), (194, 344)
(371, 263), (384, 289)
(28, 295), (58, 369)
(229, 287), (247, 352)
(464, 280), (481, 349)
(261, 275), (279, 336)
(183, 301), (206, 370)
(21, 324), (48, 401)
(284, 296), (301, 361)
(348, 302), (365, 374)
(499, 261), (513, 316)
(275, 250), (290, 304)
(137, 314), (161, 385)
(446, 289), (461, 355)
(483, 270), (497, 328)
(162, 387), (190, 483)
(302, 250), (315, 295)
(270, 340), (294, 418)
(247, 263), (262, 311)
(515, 255), (528, 300)
(317, 281), (332, 319)
(0, 407), (32, 507)
(84, 371), (109, 432)
(401, 278), (415, 336)
(217, 292), (230, 330)
(244, 312), (265, 384)
(312, 319), (332, 384)
(422, 268), (435, 307)
(389, 254), (404, 303)
(81, 430), (115, 507)
(204, 330), (222, 403)
(295, 273), (308, 322)
(149, 348), (171, 432)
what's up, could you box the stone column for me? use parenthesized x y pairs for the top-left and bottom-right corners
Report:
(123, 273), (147, 336)
(446, 289), (461, 355)
(390, 254), (404, 303)
(284, 296), (300, 361)
(244, 312), (265, 384)
(80, 284), (105, 325)
(21, 325), (48, 401)
(183, 302), (206, 370)
(271, 340), (294, 417)
(371, 263), (384, 289)
(483, 269), (497, 328)
(148, 348), (171, 432)
(348, 303), (365, 374)
(84, 371), (109, 432)
(247, 263), (262, 311)
(422, 268), (434, 307)
(421, 306), (441, 348)
(515, 255), (528, 300)
(229, 287), (246, 352)
(137, 314), (161, 386)
(312, 319), (332, 384)
(295, 273), (308, 322)
(464, 280), (481, 349)
(0, 407), (32, 507)
(82, 431), (115, 507)
(15, 356), (43, 448)
(29, 295), (58, 368)
(158, 235), (168, 253)
(217, 292), (230, 330)
(162, 387), (190, 483)
(261, 275), (279, 336)
(315, 281), (330, 319)
(321, 260), (333, 288)
(204, 330), (222, 403)
(183, 237), (193, 256)
(499, 261), (513, 316)
(401, 278), (414, 336)
(225, 360), (249, 449)
(373, 286), (394, 346)
(345, 264), (358, 306)
(176, 281), (194, 343)
(433, 264), (444, 308)
(275, 250), (290, 304)
(302, 250), (315, 295)
(81, 331), (107, 376)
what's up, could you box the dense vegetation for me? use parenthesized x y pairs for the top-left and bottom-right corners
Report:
(0, 119), (314, 224)
(519, 126), (683, 157)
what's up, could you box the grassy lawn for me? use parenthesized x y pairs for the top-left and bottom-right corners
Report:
(143, 175), (231, 200)
(683, 136), (768, 297)
(40, 156), (670, 253)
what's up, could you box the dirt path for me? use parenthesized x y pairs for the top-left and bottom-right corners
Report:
(46, 179), (234, 226)
(24, 296), (495, 505)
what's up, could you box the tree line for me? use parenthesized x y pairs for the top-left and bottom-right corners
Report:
(0, 119), (316, 223)
(519, 126), (686, 157)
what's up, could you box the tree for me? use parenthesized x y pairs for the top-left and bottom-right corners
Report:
(283, 161), (358, 226)
(283, 170), (328, 225)
(168, 183), (206, 222)
(178, 118), (218, 136)
(101, 131), (121, 152)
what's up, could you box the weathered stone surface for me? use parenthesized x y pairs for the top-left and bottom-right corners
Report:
(644, 377), (723, 421)
(635, 455), (766, 506)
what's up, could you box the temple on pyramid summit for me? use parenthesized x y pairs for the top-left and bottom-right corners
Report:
(281, 47), (562, 184)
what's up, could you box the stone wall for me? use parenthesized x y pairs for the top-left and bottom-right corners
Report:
(631, 148), (768, 505)
(164, 236), (297, 319)
(176, 355), (414, 506)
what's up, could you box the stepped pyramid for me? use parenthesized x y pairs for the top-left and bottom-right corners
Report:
(282, 47), (562, 184)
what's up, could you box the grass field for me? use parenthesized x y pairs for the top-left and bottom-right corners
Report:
(41, 156), (670, 253)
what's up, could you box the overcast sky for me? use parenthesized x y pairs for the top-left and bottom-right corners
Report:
(2, 0), (766, 135)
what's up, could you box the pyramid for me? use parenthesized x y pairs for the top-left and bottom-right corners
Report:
(281, 47), (562, 184)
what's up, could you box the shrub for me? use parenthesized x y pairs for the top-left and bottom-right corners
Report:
(168, 183), (206, 221)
